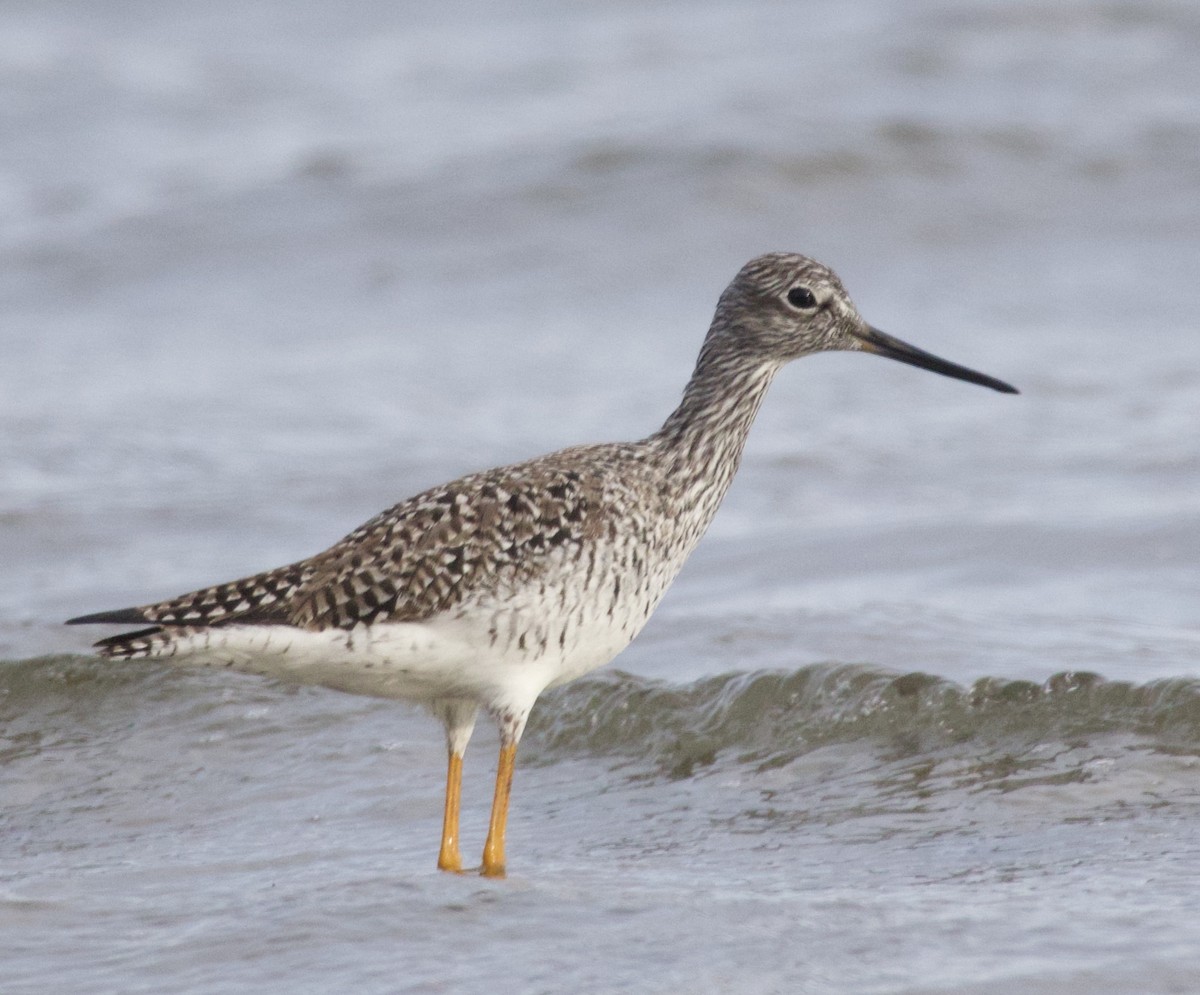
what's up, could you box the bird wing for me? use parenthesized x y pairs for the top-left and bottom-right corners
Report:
(69, 448), (615, 639)
(287, 453), (607, 629)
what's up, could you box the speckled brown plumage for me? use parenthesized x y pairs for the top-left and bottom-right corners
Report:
(72, 251), (1017, 665)
(81, 445), (673, 654)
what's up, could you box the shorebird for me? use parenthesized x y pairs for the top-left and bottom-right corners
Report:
(68, 253), (1017, 876)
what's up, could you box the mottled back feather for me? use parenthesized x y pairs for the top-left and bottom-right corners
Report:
(287, 449), (613, 629)
(80, 445), (646, 656)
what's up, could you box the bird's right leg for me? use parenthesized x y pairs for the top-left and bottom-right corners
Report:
(431, 698), (478, 873)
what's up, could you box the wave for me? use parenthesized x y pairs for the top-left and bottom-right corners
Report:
(528, 663), (1200, 776)
(6, 656), (1200, 778)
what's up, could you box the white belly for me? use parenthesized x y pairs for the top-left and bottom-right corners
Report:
(151, 592), (651, 713)
(153, 538), (687, 714)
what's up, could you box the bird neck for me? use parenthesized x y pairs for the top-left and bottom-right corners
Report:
(647, 344), (781, 513)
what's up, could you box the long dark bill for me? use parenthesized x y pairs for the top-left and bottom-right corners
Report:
(853, 326), (1019, 394)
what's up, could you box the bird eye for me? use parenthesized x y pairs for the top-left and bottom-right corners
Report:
(786, 286), (817, 310)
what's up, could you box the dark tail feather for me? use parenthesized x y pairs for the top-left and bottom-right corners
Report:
(66, 608), (150, 626)
(93, 626), (168, 659)
(67, 608), (164, 658)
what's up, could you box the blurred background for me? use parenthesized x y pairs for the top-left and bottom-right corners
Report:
(3, 2), (1200, 993)
(3, 0), (1198, 679)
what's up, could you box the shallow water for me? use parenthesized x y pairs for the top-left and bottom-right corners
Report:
(3, 0), (1200, 992)
(6, 658), (1200, 993)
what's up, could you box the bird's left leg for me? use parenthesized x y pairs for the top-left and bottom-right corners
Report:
(481, 708), (529, 879)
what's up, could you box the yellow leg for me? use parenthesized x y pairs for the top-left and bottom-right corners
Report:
(481, 742), (517, 878)
(436, 751), (464, 872)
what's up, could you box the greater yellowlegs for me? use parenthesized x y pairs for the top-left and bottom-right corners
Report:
(68, 253), (1017, 876)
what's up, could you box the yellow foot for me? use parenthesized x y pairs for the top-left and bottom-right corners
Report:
(480, 741), (516, 881)
(437, 852), (464, 873)
(436, 751), (465, 874)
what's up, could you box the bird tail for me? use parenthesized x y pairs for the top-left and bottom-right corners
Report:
(90, 626), (171, 660)
(66, 561), (311, 657)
